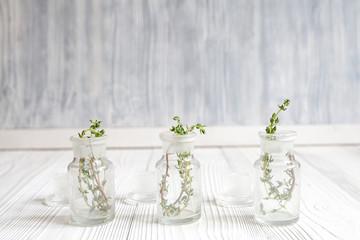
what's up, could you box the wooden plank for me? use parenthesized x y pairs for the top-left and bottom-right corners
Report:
(0, 146), (359, 239)
(0, 125), (360, 150)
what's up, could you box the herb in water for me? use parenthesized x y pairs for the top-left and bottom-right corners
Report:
(260, 99), (296, 215)
(159, 116), (206, 216)
(77, 120), (111, 212)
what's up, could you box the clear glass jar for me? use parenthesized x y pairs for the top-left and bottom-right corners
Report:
(254, 130), (301, 226)
(68, 136), (115, 226)
(156, 132), (201, 225)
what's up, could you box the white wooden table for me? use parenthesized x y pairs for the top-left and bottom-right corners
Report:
(0, 145), (359, 239)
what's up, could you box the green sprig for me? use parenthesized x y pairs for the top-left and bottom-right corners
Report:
(76, 119), (110, 213)
(78, 156), (111, 212)
(170, 116), (206, 135)
(265, 99), (290, 134)
(78, 120), (105, 138)
(260, 153), (294, 215)
(160, 151), (194, 216)
(160, 116), (206, 217)
(260, 99), (295, 215)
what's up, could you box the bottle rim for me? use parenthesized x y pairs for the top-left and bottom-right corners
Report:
(70, 135), (108, 144)
(159, 131), (196, 143)
(258, 130), (297, 140)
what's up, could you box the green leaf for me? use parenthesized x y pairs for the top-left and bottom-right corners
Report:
(169, 116), (206, 135)
(78, 120), (105, 138)
(265, 99), (290, 135)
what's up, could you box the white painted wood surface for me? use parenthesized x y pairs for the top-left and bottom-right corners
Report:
(1, 125), (360, 150)
(1, 0), (360, 128)
(0, 146), (359, 239)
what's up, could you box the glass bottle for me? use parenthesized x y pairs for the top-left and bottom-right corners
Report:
(155, 132), (201, 225)
(68, 136), (115, 226)
(254, 130), (301, 225)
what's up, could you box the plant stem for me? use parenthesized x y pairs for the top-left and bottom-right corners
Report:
(160, 153), (170, 204)
(261, 153), (296, 214)
(78, 159), (93, 208)
(77, 142), (110, 212)
(173, 160), (188, 205)
(160, 153), (194, 216)
(89, 157), (108, 202)
(89, 143), (109, 204)
(268, 108), (282, 133)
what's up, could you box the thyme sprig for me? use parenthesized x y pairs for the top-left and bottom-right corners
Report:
(160, 151), (194, 216)
(78, 156), (111, 212)
(77, 120), (111, 212)
(170, 116), (206, 135)
(78, 120), (105, 138)
(265, 99), (290, 134)
(160, 116), (206, 216)
(260, 99), (295, 215)
(260, 153), (295, 215)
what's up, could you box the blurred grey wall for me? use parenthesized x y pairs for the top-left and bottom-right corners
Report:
(0, 0), (359, 128)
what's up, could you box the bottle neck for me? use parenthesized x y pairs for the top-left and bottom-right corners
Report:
(165, 151), (194, 161)
(162, 142), (195, 154)
(71, 137), (107, 159)
(260, 150), (294, 161)
(259, 130), (296, 157)
(260, 141), (294, 155)
(160, 131), (196, 154)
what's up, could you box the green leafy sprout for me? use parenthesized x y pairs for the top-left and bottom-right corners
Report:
(261, 99), (296, 215)
(78, 120), (105, 138)
(77, 120), (111, 213)
(170, 116), (206, 135)
(160, 116), (206, 216)
(78, 156), (111, 212)
(265, 99), (290, 134)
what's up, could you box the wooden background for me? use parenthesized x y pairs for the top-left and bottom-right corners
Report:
(1, 0), (360, 128)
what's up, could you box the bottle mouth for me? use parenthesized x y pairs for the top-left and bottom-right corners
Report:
(258, 130), (297, 141)
(159, 131), (196, 143)
(70, 135), (108, 144)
